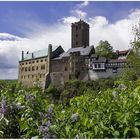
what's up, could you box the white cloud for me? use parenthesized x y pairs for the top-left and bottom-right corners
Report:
(77, 1), (89, 9)
(61, 16), (79, 24)
(128, 8), (140, 20)
(0, 6), (140, 79)
(0, 33), (22, 41)
(73, 9), (87, 19)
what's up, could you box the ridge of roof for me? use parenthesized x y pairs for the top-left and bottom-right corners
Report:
(23, 45), (61, 61)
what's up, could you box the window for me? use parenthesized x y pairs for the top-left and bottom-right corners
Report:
(22, 63), (24, 65)
(36, 66), (38, 70)
(32, 66), (34, 71)
(41, 65), (45, 70)
(32, 61), (35, 63)
(25, 67), (27, 72)
(45, 59), (47, 61)
(76, 34), (78, 38)
(26, 62), (28, 65)
(98, 64), (101, 68)
(82, 67), (84, 71)
(65, 67), (67, 71)
(94, 64), (97, 68)
(101, 63), (105, 69)
(40, 59), (43, 62)
(36, 60), (39, 63)
(21, 68), (24, 72)
(29, 62), (31, 64)
(28, 67), (30, 71)
(112, 68), (117, 73)
(32, 75), (34, 78)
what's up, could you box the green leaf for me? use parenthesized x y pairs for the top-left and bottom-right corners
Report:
(4, 118), (9, 125)
(123, 127), (130, 138)
(31, 136), (39, 139)
(135, 122), (140, 126)
(133, 127), (139, 137)
(0, 131), (4, 134)
(65, 126), (70, 136)
(113, 131), (120, 137)
(83, 118), (88, 126)
(94, 126), (98, 135)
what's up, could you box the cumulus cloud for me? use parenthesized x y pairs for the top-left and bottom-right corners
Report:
(0, 3), (140, 79)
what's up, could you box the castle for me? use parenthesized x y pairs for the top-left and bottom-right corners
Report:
(18, 20), (129, 89)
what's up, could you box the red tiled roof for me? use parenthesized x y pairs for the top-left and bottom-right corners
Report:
(116, 50), (129, 55)
(109, 59), (127, 63)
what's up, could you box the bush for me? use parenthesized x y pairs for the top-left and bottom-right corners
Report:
(1, 78), (140, 138)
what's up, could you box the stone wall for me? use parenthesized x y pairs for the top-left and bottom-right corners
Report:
(51, 58), (70, 73)
(18, 57), (48, 88)
(88, 67), (125, 80)
(50, 72), (69, 88)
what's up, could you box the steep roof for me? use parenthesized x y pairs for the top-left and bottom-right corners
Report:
(53, 46), (94, 60)
(116, 50), (130, 55)
(92, 56), (107, 63)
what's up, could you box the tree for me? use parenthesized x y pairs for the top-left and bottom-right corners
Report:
(123, 21), (140, 81)
(95, 40), (115, 58)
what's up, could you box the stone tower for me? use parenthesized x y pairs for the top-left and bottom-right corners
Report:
(71, 19), (89, 48)
(69, 51), (81, 79)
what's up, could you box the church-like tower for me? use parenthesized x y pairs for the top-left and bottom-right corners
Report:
(71, 19), (89, 48)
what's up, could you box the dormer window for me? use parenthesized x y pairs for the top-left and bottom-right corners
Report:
(93, 63), (105, 70)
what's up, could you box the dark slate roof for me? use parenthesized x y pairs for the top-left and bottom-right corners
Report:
(53, 46), (94, 60)
(52, 52), (66, 60)
(63, 46), (94, 57)
(90, 54), (98, 58)
(92, 56), (107, 63)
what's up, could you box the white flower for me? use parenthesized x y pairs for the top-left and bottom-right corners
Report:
(61, 110), (65, 113)
(118, 84), (127, 90)
(71, 113), (78, 122)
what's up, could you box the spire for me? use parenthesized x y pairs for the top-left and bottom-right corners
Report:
(80, 13), (82, 21)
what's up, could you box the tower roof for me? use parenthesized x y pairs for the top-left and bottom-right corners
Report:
(71, 19), (89, 27)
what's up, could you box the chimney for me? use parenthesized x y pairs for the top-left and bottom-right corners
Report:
(48, 44), (52, 73)
(22, 51), (24, 61)
(116, 50), (119, 55)
(32, 53), (34, 58)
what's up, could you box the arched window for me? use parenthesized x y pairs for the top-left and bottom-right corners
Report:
(65, 67), (67, 71)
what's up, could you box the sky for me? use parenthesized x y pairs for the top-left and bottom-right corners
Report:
(0, 1), (140, 79)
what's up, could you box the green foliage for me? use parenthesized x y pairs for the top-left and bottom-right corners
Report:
(45, 85), (61, 104)
(51, 83), (140, 138)
(95, 40), (115, 58)
(85, 78), (116, 91)
(60, 79), (87, 105)
(123, 41), (140, 81)
(1, 78), (140, 138)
